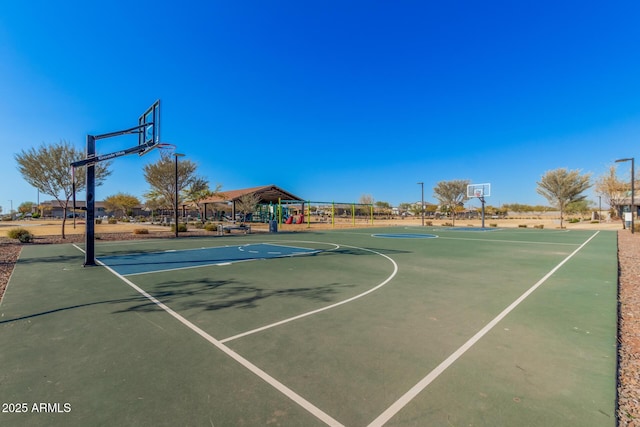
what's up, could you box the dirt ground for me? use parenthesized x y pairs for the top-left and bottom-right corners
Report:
(0, 218), (635, 425)
(0, 215), (621, 238)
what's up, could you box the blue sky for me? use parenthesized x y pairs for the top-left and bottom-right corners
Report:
(1, 1), (639, 214)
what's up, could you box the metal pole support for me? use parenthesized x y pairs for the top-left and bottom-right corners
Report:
(84, 135), (97, 266)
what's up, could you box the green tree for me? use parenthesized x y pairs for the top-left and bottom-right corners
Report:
(18, 201), (34, 215)
(536, 168), (592, 228)
(184, 177), (220, 221)
(15, 140), (112, 238)
(565, 199), (592, 217)
(143, 191), (166, 222)
(104, 193), (141, 218)
(433, 179), (470, 226)
(143, 151), (199, 218)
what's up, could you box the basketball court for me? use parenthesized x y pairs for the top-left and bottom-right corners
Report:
(0, 226), (617, 426)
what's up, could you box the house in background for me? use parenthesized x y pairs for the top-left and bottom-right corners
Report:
(40, 200), (147, 219)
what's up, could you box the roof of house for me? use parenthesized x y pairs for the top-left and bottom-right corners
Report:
(200, 184), (303, 204)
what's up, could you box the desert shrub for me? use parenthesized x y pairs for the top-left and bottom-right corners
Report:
(442, 222), (453, 227)
(518, 224), (527, 228)
(108, 218), (118, 224)
(171, 223), (188, 232)
(204, 223), (219, 232)
(133, 228), (149, 235)
(425, 221), (433, 226)
(95, 218), (102, 224)
(568, 218), (580, 224)
(534, 224), (544, 229)
(590, 220), (600, 224)
(7, 227), (34, 243)
(489, 223), (498, 227)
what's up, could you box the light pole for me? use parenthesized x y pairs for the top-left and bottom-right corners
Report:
(616, 157), (635, 233)
(174, 153), (185, 237)
(417, 182), (424, 226)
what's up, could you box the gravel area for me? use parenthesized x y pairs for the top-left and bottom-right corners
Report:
(618, 230), (640, 426)
(0, 230), (638, 425)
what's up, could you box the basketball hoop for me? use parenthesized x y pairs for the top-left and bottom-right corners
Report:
(467, 183), (491, 229)
(156, 142), (176, 151)
(139, 142), (176, 156)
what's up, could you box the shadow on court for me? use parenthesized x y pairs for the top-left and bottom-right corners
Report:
(112, 278), (354, 313)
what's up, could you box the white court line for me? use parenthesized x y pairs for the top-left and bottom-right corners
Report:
(104, 243), (323, 277)
(366, 231), (600, 427)
(220, 243), (398, 343)
(72, 244), (345, 427)
(437, 236), (579, 246)
(120, 259), (258, 277)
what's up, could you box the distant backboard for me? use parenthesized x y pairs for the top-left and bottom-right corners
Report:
(138, 100), (160, 154)
(467, 183), (491, 198)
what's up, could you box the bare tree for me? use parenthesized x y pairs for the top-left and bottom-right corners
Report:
(15, 140), (112, 238)
(235, 193), (261, 223)
(595, 165), (628, 224)
(536, 168), (592, 228)
(433, 179), (470, 226)
(143, 151), (199, 218)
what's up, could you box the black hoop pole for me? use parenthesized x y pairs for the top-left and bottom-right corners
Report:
(70, 103), (161, 267)
(84, 134), (97, 266)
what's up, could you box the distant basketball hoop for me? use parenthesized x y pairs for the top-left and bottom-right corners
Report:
(467, 183), (491, 199)
(467, 183), (491, 228)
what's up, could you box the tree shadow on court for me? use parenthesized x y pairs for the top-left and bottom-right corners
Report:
(322, 247), (412, 256)
(0, 294), (151, 324)
(112, 278), (356, 313)
(11, 254), (85, 265)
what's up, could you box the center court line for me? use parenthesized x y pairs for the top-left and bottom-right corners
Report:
(72, 244), (345, 427)
(366, 231), (600, 427)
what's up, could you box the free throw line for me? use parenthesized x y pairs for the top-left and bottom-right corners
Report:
(367, 231), (600, 426)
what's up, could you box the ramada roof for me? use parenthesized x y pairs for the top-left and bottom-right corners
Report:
(200, 184), (303, 204)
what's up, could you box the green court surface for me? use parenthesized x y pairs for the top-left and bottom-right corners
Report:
(0, 227), (618, 426)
